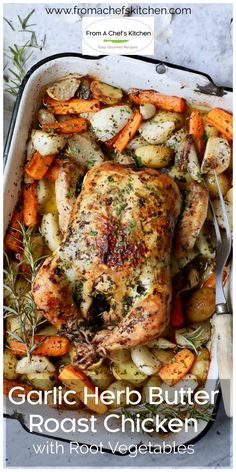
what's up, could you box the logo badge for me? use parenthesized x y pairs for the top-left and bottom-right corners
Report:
(82, 17), (154, 55)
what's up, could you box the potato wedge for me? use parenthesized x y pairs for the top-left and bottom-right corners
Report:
(151, 349), (174, 364)
(47, 77), (81, 101)
(67, 132), (104, 168)
(135, 145), (173, 168)
(211, 198), (232, 232)
(112, 360), (147, 386)
(3, 350), (19, 380)
(201, 137), (231, 175)
(126, 135), (149, 151)
(185, 287), (215, 323)
(16, 355), (56, 375)
(27, 372), (56, 390)
(139, 113), (175, 144)
(158, 348), (195, 386)
(91, 106), (132, 141)
(204, 123), (218, 139)
(205, 173), (230, 199)
(41, 212), (62, 252)
(85, 365), (114, 391)
(131, 345), (161, 375)
(91, 80), (123, 105)
(190, 347), (210, 385)
(32, 130), (67, 156)
(107, 381), (135, 409)
(109, 349), (131, 364)
(38, 108), (57, 126)
(141, 375), (162, 403)
(37, 179), (57, 214)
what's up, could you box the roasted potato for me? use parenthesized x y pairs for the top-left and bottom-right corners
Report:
(91, 106), (132, 141)
(31, 130), (67, 156)
(212, 198), (232, 232)
(205, 173), (230, 198)
(109, 349), (131, 364)
(86, 365), (114, 391)
(141, 375), (162, 403)
(185, 287), (215, 322)
(204, 123), (219, 139)
(106, 381), (135, 409)
(91, 80), (123, 105)
(135, 145), (173, 168)
(27, 372), (56, 390)
(151, 349), (174, 364)
(46, 77), (81, 101)
(190, 347), (210, 385)
(41, 212), (62, 252)
(16, 355), (56, 375)
(131, 345), (161, 375)
(112, 360), (147, 386)
(37, 179), (57, 214)
(201, 137), (231, 175)
(3, 350), (19, 380)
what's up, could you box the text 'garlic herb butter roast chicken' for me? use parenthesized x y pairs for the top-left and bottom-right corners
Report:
(32, 162), (182, 366)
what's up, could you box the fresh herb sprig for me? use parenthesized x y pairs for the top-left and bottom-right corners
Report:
(4, 224), (46, 357)
(114, 401), (215, 432)
(4, 10), (46, 97)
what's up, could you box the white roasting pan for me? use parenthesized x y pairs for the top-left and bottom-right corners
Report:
(4, 54), (233, 454)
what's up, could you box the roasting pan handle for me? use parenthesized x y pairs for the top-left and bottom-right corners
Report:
(154, 60), (230, 97)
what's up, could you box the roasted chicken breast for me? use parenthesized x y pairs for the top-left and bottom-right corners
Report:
(33, 163), (182, 360)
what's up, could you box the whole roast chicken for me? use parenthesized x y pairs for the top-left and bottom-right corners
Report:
(32, 162), (182, 366)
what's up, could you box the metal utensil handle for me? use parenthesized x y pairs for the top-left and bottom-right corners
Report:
(215, 313), (233, 417)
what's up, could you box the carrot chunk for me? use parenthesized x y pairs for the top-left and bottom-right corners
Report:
(44, 158), (62, 181)
(25, 151), (56, 180)
(206, 108), (233, 140)
(23, 182), (38, 227)
(10, 335), (70, 357)
(44, 96), (101, 114)
(159, 348), (195, 386)
(129, 89), (186, 113)
(59, 365), (108, 414)
(5, 207), (23, 252)
(113, 110), (143, 153)
(42, 117), (88, 134)
(189, 110), (205, 139)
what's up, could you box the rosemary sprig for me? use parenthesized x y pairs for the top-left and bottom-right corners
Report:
(17, 222), (46, 280)
(18, 9), (36, 31)
(4, 10), (47, 97)
(176, 325), (207, 354)
(114, 401), (215, 430)
(4, 17), (15, 31)
(4, 224), (46, 357)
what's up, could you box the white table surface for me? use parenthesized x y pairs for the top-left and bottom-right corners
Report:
(3, 2), (233, 468)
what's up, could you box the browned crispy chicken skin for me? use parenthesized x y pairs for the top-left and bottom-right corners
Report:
(32, 163), (182, 361)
